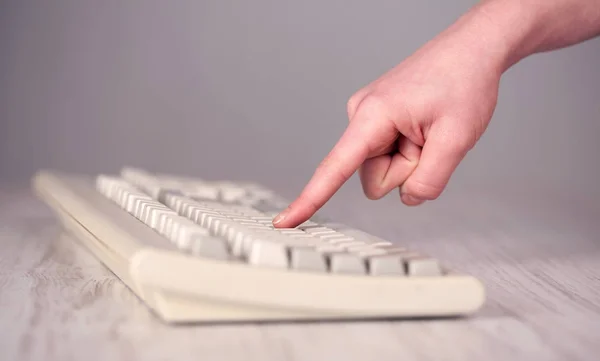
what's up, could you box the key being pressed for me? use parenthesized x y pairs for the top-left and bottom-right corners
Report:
(32, 167), (486, 323)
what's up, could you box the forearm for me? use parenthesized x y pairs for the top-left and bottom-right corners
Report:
(450, 0), (600, 71)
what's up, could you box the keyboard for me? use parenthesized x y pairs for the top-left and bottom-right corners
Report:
(32, 168), (485, 323)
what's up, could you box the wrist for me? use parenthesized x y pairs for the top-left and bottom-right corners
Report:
(448, 0), (546, 73)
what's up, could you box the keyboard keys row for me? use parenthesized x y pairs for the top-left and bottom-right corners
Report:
(120, 167), (287, 210)
(96, 175), (230, 260)
(96, 172), (443, 277)
(155, 191), (442, 277)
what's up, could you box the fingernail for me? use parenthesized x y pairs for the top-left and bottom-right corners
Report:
(273, 208), (289, 225)
(401, 194), (425, 205)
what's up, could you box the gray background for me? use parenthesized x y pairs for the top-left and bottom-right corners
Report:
(1, 0), (599, 209)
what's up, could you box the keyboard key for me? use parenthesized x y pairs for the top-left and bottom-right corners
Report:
(247, 239), (289, 268)
(157, 189), (183, 205)
(324, 223), (389, 244)
(189, 234), (230, 259)
(367, 255), (405, 276)
(329, 253), (367, 275)
(351, 245), (407, 257)
(405, 255), (442, 276)
(185, 184), (220, 200)
(250, 199), (286, 213)
(289, 247), (327, 272)
(219, 184), (247, 203)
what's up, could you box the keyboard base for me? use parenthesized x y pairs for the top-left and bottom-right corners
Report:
(56, 205), (418, 323)
(51, 196), (332, 322)
(33, 170), (485, 324)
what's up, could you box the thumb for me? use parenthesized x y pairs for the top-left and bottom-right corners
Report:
(400, 119), (475, 205)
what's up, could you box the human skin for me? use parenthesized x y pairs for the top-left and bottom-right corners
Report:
(273, 0), (600, 228)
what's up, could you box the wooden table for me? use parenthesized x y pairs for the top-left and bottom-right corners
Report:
(1, 183), (599, 361)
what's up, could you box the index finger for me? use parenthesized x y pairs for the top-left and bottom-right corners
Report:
(272, 120), (374, 228)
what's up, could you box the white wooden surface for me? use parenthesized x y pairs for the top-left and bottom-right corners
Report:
(1, 183), (599, 361)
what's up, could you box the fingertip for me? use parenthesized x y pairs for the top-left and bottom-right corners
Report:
(272, 207), (295, 228)
(272, 209), (287, 227)
(272, 203), (310, 228)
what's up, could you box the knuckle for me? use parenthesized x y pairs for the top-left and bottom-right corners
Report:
(317, 155), (352, 186)
(434, 121), (478, 154)
(346, 95), (362, 120)
(353, 93), (390, 120)
(347, 88), (373, 120)
(296, 193), (320, 214)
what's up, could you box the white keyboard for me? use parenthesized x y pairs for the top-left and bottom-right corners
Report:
(32, 168), (485, 323)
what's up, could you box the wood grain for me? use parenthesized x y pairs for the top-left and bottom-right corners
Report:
(1, 185), (599, 361)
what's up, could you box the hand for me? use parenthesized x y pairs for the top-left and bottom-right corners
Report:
(271, 0), (600, 229)
(272, 13), (506, 228)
